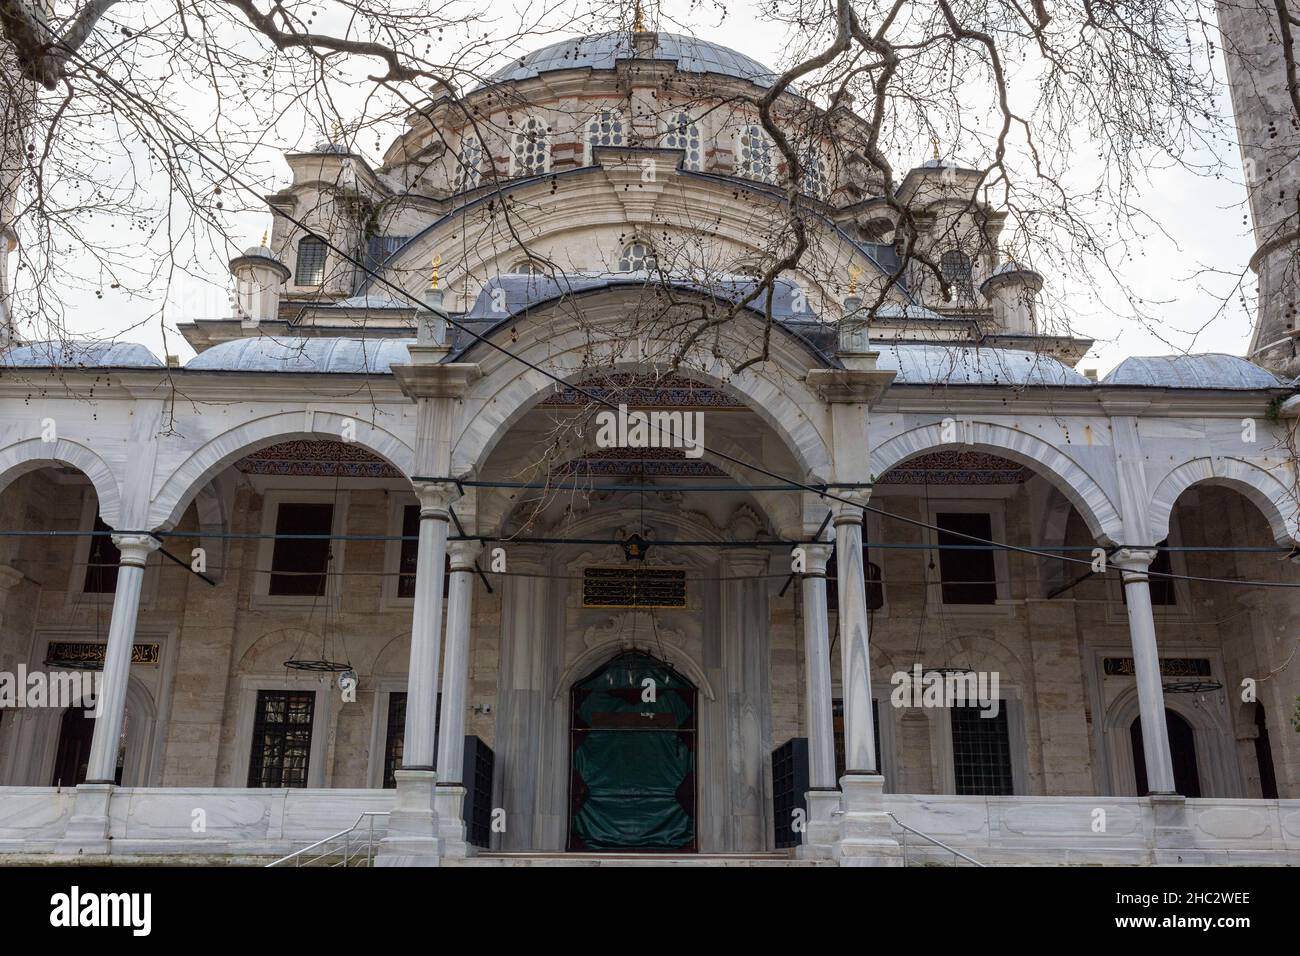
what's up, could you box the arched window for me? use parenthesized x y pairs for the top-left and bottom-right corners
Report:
(802, 150), (830, 200)
(940, 249), (974, 302)
(736, 124), (776, 184)
(662, 112), (702, 171)
(454, 134), (482, 191)
(509, 258), (543, 276)
(511, 117), (550, 176)
(617, 241), (656, 273)
(295, 236), (327, 285)
(585, 109), (626, 164)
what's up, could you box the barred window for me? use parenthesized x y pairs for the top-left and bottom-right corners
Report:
(247, 690), (315, 788)
(616, 241), (656, 273)
(511, 117), (549, 176)
(585, 109), (625, 163)
(662, 112), (701, 170)
(382, 692), (406, 788)
(940, 249), (974, 302)
(736, 124), (775, 184)
(454, 135), (483, 191)
(295, 236), (327, 285)
(802, 150), (830, 200)
(951, 703), (1013, 796)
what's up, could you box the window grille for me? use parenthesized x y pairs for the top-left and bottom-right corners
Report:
(247, 690), (315, 788)
(295, 236), (327, 285)
(662, 112), (702, 170)
(737, 124), (776, 184)
(951, 703), (1013, 795)
(454, 135), (483, 191)
(586, 109), (625, 163)
(512, 117), (549, 176)
(616, 241), (656, 273)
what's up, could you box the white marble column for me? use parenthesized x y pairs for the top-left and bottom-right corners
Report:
(835, 501), (877, 776)
(435, 537), (481, 857)
(378, 480), (457, 866)
(798, 542), (838, 857)
(1113, 547), (1176, 794)
(58, 533), (159, 855)
(831, 494), (899, 866)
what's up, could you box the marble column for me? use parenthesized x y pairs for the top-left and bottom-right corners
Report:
(58, 533), (159, 856)
(1113, 547), (1176, 794)
(378, 480), (457, 867)
(797, 542), (838, 857)
(832, 494), (899, 866)
(435, 537), (481, 857)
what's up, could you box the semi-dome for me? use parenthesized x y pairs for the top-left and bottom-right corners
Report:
(186, 336), (413, 374)
(482, 30), (784, 89)
(1102, 353), (1284, 389)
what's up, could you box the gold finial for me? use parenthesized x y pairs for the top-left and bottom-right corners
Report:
(848, 265), (862, 295)
(931, 135), (940, 161)
(430, 252), (442, 289)
(260, 229), (268, 247)
(332, 120), (344, 145)
(633, 0), (647, 31)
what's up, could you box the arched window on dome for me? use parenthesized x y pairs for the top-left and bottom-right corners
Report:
(454, 134), (483, 191)
(584, 109), (626, 165)
(801, 150), (830, 201)
(616, 241), (657, 273)
(940, 249), (975, 303)
(511, 117), (550, 177)
(661, 112), (702, 171)
(509, 258), (543, 276)
(736, 124), (776, 184)
(295, 235), (327, 285)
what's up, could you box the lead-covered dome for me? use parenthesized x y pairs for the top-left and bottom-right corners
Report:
(483, 31), (783, 89)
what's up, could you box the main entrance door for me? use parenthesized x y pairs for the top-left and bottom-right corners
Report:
(567, 651), (697, 852)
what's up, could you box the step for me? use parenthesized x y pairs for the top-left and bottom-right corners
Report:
(453, 851), (833, 867)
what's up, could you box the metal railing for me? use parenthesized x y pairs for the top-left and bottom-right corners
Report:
(886, 811), (985, 867)
(265, 811), (389, 867)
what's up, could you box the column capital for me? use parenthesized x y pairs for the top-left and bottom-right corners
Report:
(110, 534), (161, 567)
(447, 537), (483, 571)
(413, 480), (460, 518)
(1111, 547), (1157, 574)
(832, 496), (868, 525)
(724, 547), (772, 577)
(802, 542), (832, 575)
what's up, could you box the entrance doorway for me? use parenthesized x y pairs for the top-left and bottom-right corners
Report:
(1131, 709), (1201, 797)
(567, 651), (697, 852)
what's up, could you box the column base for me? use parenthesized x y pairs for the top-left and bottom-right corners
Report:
(1149, 793), (1210, 864)
(796, 789), (841, 860)
(434, 784), (472, 859)
(55, 783), (116, 858)
(375, 769), (441, 867)
(832, 774), (903, 867)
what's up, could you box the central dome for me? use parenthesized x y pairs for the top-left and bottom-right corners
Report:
(484, 30), (782, 88)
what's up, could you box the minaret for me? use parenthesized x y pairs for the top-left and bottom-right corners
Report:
(1218, 1), (1300, 373)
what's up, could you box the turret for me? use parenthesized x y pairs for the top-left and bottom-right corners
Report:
(979, 258), (1043, 335)
(229, 238), (290, 328)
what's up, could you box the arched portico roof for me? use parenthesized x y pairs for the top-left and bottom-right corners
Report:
(0, 438), (124, 528)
